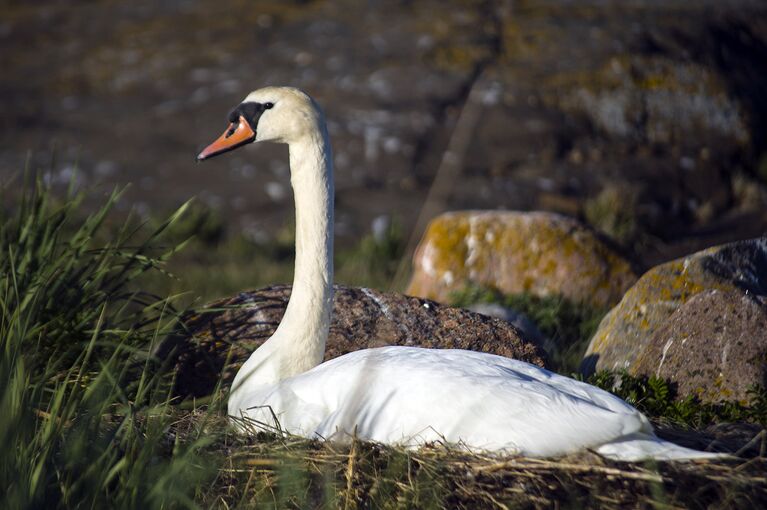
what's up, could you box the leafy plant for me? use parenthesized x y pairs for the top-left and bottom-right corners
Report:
(588, 370), (767, 428)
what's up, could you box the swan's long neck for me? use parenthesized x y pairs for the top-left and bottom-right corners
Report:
(280, 127), (334, 367)
(229, 126), (334, 400)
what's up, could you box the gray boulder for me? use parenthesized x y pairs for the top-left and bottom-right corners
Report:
(632, 289), (767, 404)
(583, 236), (767, 402)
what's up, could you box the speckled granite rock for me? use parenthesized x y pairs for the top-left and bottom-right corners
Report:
(159, 284), (545, 398)
(630, 290), (767, 404)
(406, 211), (637, 308)
(583, 237), (767, 382)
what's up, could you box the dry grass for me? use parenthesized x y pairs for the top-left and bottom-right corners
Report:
(168, 410), (767, 509)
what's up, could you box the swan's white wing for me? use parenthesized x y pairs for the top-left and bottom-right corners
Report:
(233, 347), (652, 457)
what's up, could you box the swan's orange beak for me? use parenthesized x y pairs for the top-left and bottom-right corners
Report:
(197, 115), (257, 161)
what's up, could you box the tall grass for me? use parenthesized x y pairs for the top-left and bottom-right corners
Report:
(0, 176), (213, 508)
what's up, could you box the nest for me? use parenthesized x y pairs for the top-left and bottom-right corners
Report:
(173, 411), (767, 509)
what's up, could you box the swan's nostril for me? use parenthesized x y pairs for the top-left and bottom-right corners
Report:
(225, 124), (237, 138)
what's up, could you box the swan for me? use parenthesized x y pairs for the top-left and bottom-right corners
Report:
(196, 86), (719, 461)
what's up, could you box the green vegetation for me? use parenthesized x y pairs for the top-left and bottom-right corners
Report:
(588, 371), (767, 429)
(142, 202), (295, 305)
(335, 219), (405, 290)
(0, 178), (446, 509)
(583, 183), (641, 247)
(0, 177), (215, 507)
(450, 285), (607, 374)
(2, 178), (765, 509)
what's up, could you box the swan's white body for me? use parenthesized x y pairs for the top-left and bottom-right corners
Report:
(200, 87), (720, 461)
(231, 345), (699, 460)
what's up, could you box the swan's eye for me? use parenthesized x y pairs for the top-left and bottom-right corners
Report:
(263, 102), (274, 109)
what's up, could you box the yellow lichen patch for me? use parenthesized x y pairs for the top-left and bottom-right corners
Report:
(424, 214), (471, 273)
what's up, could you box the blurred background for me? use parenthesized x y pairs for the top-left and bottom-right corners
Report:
(2, 0), (767, 300)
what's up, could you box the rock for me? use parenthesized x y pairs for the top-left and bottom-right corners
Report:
(406, 211), (637, 309)
(561, 56), (749, 147)
(466, 302), (546, 347)
(632, 289), (767, 404)
(160, 284), (545, 398)
(583, 237), (767, 386)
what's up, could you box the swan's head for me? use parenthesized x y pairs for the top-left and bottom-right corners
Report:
(197, 86), (324, 161)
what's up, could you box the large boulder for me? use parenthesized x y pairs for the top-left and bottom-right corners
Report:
(582, 237), (767, 398)
(406, 211), (637, 309)
(632, 289), (767, 404)
(559, 55), (749, 149)
(159, 284), (545, 398)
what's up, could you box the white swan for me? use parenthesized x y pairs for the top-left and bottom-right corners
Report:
(197, 87), (719, 461)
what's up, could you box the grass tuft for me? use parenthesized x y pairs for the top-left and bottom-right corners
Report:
(0, 175), (215, 508)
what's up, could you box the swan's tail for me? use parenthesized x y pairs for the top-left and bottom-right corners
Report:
(596, 433), (730, 462)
